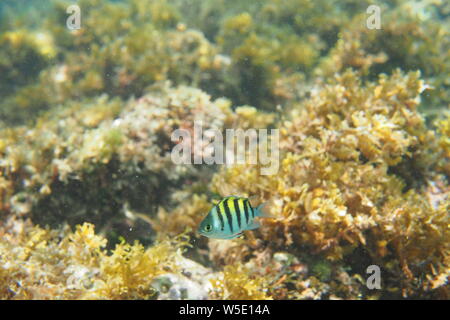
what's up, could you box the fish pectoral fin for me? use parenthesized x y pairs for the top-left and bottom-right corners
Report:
(246, 220), (261, 230)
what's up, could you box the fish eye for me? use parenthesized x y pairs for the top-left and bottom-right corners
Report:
(204, 224), (212, 232)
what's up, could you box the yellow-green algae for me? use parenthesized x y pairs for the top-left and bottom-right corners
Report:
(0, 0), (449, 300)
(0, 219), (188, 299)
(2, 0), (450, 125)
(207, 70), (449, 299)
(0, 84), (275, 244)
(156, 70), (449, 299)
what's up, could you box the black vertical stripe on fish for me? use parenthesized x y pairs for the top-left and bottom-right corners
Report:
(215, 205), (225, 231)
(233, 199), (241, 229)
(223, 199), (234, 233)
(237, 199), (247, 227)
(248, 199), (255, 219)
(215, 204), (225, 231)
(243, 199), (250, 224)
(250, 201), (255, 218)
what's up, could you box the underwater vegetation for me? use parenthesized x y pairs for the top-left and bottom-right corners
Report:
(2, 0), (450, 125)
(0, 0), (449, 299)
(0, 83), (275, 244)
(0, 219), (191, 299)
(209, 69), (449, 299)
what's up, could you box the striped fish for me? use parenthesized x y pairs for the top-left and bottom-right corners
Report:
(198, 196), (269, 239)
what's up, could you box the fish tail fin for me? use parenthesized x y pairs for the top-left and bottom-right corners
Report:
(255, 200), (275, 218)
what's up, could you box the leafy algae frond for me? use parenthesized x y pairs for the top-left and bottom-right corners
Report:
(209, 70), (449, 298)
(210, 263), (272, 300)
(0, 220), (187, 299)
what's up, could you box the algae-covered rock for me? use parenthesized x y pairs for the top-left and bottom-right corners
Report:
(151, 256), (217, 300)
(0, 85), (243, 243)
(208, 70), (449, 298)
(3, 0), (448, 125)
(0, 219), (195, 299)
